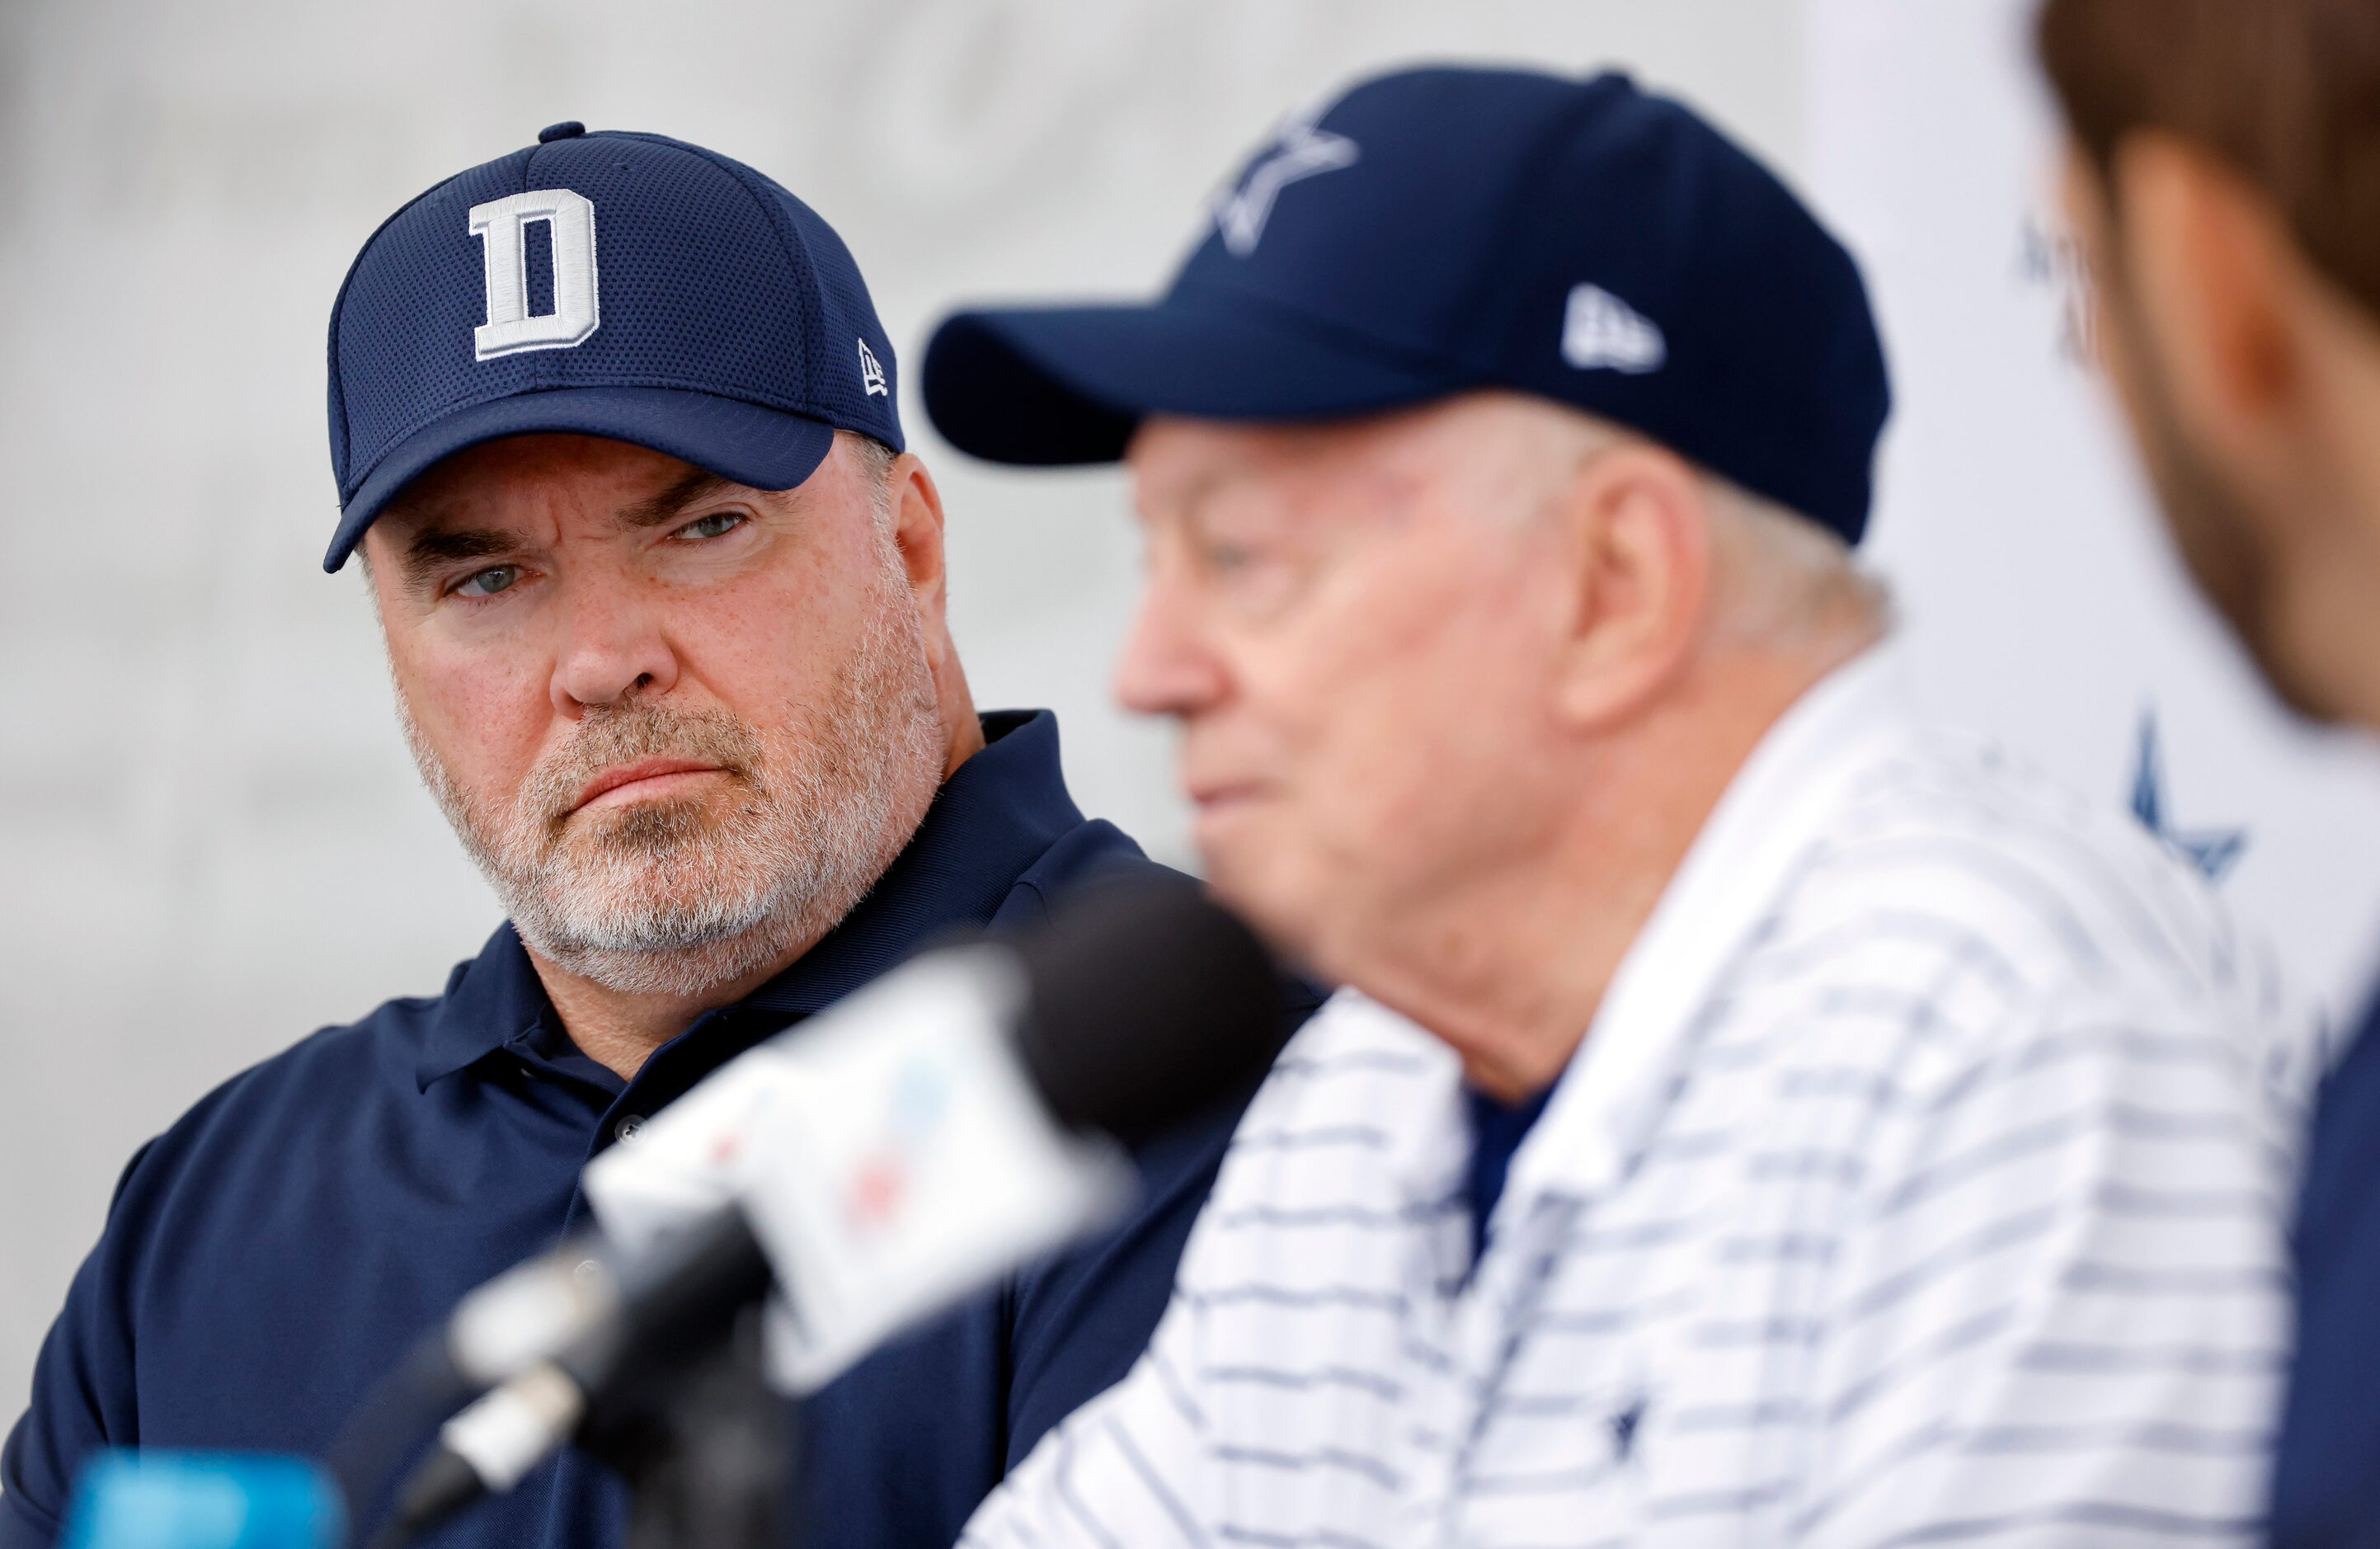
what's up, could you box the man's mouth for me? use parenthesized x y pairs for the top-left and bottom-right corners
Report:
(1186, 779), (1266, 814)
(569, 758), (731, 814)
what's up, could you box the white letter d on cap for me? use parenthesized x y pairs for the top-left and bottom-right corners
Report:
(469, 189), (600, 361)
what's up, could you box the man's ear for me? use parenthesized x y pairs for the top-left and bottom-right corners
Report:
(1547, 442), (1712, 728)
(2108, 134), (2302, 464)
(884, 452), (954, 655)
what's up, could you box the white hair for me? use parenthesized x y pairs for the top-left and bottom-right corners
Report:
(1699, 471), (1893, 652)
(1504, 402), (1889, 656)
(845, 431), (901, 532)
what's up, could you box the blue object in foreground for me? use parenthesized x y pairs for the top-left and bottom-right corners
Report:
(59, 1454), (341, 1549)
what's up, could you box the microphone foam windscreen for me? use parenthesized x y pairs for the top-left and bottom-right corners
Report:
(1013, 875), (1288, 1146)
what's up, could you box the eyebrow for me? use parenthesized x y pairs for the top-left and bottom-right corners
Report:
(394, 468), (746, 592)
(616, 468), (734, 531)
(401, 525), (517, 591)
(1136, 467), (1229, 529)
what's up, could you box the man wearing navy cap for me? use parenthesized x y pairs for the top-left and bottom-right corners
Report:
(927, 68), (2306, 1545)
(0, 123), (1313, 1549)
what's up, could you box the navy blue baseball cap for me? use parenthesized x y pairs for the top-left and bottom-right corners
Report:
(924, 68), (1889, 543)
(322, 122), (903, 572)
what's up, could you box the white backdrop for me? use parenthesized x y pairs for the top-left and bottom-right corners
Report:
(1807, 0), (2380, 1018)
(12, 0), (2373, 1439)
(0, 0), (1807, 1430)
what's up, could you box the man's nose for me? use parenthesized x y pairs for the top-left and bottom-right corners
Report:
(1116, 572), (1230, 719)
(551, 577), (680, 713)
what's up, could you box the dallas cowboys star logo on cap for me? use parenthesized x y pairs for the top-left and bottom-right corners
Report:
(1211, 106), (1359, 257)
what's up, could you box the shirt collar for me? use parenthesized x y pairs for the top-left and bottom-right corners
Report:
(1505, 642), (1918, 1204)
(414, 709), (1086, 1090)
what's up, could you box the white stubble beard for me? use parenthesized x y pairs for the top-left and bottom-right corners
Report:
(395, 544), (948, 999)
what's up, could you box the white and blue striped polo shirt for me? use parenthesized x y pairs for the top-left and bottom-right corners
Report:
(962, 651), (2312, 1548)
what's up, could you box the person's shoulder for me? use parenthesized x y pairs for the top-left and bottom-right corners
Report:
(1804, 727), (2287, 1011)
(995, 817), (1159, 927)
(1756, 729), (2308, 1232)
(186, 982), (450, 1113)
(106, 963), (482, 1208)
(1751, 724), (2317, 1115)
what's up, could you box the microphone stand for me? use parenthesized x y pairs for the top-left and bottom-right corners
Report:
(582, 1307), (793, 1549)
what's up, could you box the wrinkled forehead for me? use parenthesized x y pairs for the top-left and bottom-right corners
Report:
(374, 433), (731, 539)
(1127, 408), (1437, 530)
(1127, 395), (1583, 534)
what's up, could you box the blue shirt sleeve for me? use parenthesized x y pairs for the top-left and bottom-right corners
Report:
(1, 1142), (159, 1549)
(2272, 1005), (2380, 1548)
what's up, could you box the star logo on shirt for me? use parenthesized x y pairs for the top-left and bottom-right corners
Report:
(1211, 109), (1359, 257)
(1610, 1396), (1647, 1461)
(2128, 709), (2247, 881)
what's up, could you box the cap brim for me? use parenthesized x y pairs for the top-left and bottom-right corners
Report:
(921, 295), (1464, 467)
(325, 386), (839, 572)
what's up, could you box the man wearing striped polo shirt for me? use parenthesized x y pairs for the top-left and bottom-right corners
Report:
(921, 67), (2309, 1547)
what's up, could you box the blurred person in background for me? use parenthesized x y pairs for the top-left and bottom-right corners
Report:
(0, 124), (1315, 1549)
(2042, 1), (2380, 1541)
(921, 65), (2306, 1547)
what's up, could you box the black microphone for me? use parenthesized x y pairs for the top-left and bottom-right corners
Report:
(365, 875), (1284, 1548)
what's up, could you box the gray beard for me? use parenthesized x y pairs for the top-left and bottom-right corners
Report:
(396, 579), (947, 999)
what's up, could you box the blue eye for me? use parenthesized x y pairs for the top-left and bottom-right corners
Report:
(675, 511), (746, 541)
(454, 565), (520, 599)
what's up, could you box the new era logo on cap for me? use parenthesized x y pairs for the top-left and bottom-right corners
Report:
(1561, 284), (1666, 374)
(322, 124), (904, 572)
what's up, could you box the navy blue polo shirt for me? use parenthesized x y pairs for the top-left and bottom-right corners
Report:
(0, 710), (1310, 1549)
(1460, 1083), (1553, 1272)
(2272, 991), (2380, 1547)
